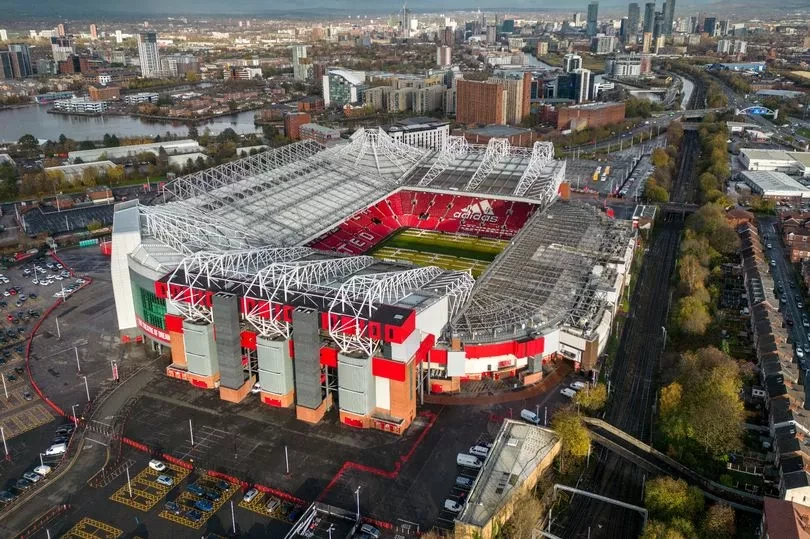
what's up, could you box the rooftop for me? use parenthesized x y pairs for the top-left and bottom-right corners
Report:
(740, 170), (810, 196)
(465, 125), (532, 138)
(456, 419), (559, 528)
(284, 502), (358, 539)
(741, 148), (793, 161)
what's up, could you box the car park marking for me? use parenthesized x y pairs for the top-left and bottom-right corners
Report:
(158, 480), (237, 530)
(0, 403), (54, 439)
(109, 462), (190, 512)
(62, 517), (123, 538)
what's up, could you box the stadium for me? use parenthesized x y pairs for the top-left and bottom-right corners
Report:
(110, 128), (635, 434)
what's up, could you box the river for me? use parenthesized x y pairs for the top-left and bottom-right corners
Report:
(0, 104), (262, 143)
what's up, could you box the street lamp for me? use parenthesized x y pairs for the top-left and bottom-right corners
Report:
(82, 376), (90, 402)
(71, 403), (79, 423)
(355, 486), (361, 520)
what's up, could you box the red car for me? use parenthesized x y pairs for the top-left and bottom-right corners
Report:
(9, 290), (16, 296)
(5, 315), (12, 322)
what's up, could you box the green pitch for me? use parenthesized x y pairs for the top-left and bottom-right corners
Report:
(370, 229), (509, 278)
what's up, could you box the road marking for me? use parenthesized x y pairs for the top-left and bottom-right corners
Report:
(85, 437), (108, 447)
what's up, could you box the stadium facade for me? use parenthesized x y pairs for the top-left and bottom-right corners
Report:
(111, 128), (634, 434)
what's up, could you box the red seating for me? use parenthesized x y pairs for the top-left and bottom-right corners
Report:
(309, 191), (538, 255)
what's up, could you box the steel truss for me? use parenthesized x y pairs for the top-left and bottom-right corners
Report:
(417, 136), (471, 187)
(342, 128), (427, 177)
(464, 138), (511, 192)
(162, 140), (324, 200)
(140, 204), (262, 254)
(513, 141), (556, 198)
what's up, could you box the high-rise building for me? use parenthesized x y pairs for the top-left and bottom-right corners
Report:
(703, 17), (717, 36)
(489, 71), (531, 124)
(7, 44), (32, 78)
(292, 45), (310, 80)
(586, 2), (599, 36)
(643, 2), (656, 33)
(400, 6), (412, 38)
(563, 53), (583, 73)
(0, 30), (7, 42)
(642, 32), (653, 53)
(115, 30), (123, 44)
(559, 68), (594, 104)
(89, 24), (98, 39)
(56, 23), (66, 37)
(503, 19), (516, 34)
(573, 12), (583, 26)
(322, 68), (365, 107)
(50, 36), (74, 62)
(0, 52), (13, 80)
(620, 18), (630, 41)
(653, 12), (664, 38)
(592, 35), (618, 54)
(662, 0), (676, 36)
(486, 25), (497, 44)
(436, 46), (452, 67)
(137, 31), (161, 78)
(628, 3), (641, 33)
(441, 27), (454, 47)
(456, 79), (506, 125)
(283, 112), (311, 140)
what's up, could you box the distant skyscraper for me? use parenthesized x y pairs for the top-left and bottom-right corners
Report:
(7, 44), (32, 77)
(620, 18), (630, 40)
(653, 12), (664, 39)
(703, 17), (717, 36)
(642, 32), (653, 53)
(643, 2), (656, 33)
(586, 2), (599, 36)
(662, 0), (675, 36)
(56, 23), (65, 37)
(115, 30), (123, 44)
(573, 12), (583, 25)
(0, 30), (7, 42)
(89, 24), (98, 39)
(628, 3), (641, 33)
(50, 36), (74, 62)
(137, 31), (161, 78)
(486, 25), (497, 44)
(291, 45), (310, 80)
(436, 45), (452, 67)
(400, 5), (412, 38)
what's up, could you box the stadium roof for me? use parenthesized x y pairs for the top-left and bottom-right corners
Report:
(451, 201), (633, 342)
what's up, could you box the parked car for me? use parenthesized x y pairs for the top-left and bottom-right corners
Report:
(185, 483), (206, 497)
(570, 381), (587, 391)
(148, 459), (166, 472)
(359, 524), (381, 539)
(185, 509), (203, 522)
(520, 409), (541, 425)
(468, 445), (489, 458)
(243, 488), (259, 503)
(560, 387), (577, 399)
(194, 499), (214, 512)
(202, 488), (221, 502)
(455, 476), (474, 489)
(33, 465), (51, 476)
(265, 497), (281, 513)
(14, 478), (32, 490)
(0, 490), (15, 503)
(444, 499), (463, 513)
(22, 472), (41, 483)
(215, 480), (231, 492)
(44, 443), (66, 456)
(164, 501), (182, 515)
(156, 475), (174, 487)
(55, 424), (75, 435)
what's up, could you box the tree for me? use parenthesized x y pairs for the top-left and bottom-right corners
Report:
(678, 254), (709, 295)
(502, 494), (543, 539)
(641, 520), (687, 539)
(574, 384), (608, 413)
(651, 148), (671, 170)
(187, 125), (199, 139)
(675, 295), (711, 335)
(17, 134), (38, 148)
(701, 503), (735, 538)
(78, 140), (95, 151)
(551, 408), (590, 469)
(86, 219), (103, 232)
(81, 166), (99, 186)
(644, 477), (704, 523)
(644, 179), (670, 203)
(106, 165), (125, 185)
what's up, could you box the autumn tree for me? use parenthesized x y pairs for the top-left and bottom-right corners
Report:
(645, 477), (704, 523)
(700, 503), (735, 538)
(678, 254), (709, 295)
(574, 383), (608, 413)
(551, 408), (590, 470)
(675, 295), (711, 335)
(502, 494), (543, 539)
(641, 520), (687, 539)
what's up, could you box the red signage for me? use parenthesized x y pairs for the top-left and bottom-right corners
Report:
(135, 316), (170, 344)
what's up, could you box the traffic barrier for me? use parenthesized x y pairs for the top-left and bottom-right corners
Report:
(17, 503), (71, 538)
(207, 470), (248, 489)
(253, 483), (305, 505)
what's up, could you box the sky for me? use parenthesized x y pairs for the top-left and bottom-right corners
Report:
(0, 0), (798, 17)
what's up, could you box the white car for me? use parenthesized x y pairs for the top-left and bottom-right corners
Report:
(148, 459), (166, 472)
(54, 276), (63, 281)
(22, 472), (41, 483)
(31, 280), (38, 285)
(570, 381), (587, 391)
(33, 465), (52, 476)
(560, 388), (577, 399)
(798, 348), (805, 359)
(444, 499), (463, 513)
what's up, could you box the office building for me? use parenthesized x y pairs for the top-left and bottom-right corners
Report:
(653, 12), (664, 38)
(0, 30), (8, 42)
(6, 44), (32, 78)
(642, 32), (653, 53)
(57, 23), (66, 37)
(717, 39), (747, 55)
(123, 92), (159, 105)
(436, 46), (452, 67)
(0, 52), (12, 80)
(162, 54), (198, 77)
(662, 0), (675, 36)
(88, 85), (121, 101)
(628, 3), (641, 33)
(489, 72), (531, 125)
(456, 79), (506, 125)
(592, 35), (618, 55)
(619, 18), (630, 41)
(53, 97), (108, 114)
(291, 45), (310, 81)
(486, 25), (497, 45)
(643, 2), (656, 33)
(604, 53), (652, 77)
(89, 24), (98, 39)
(573, 12), (583, 26)
(540, 101), (626, 131)
(586, 2), (599, 36)
(50, 36), (74, 62)
(115, 30), (123, 44)
(386, 118), (449, 149)
(322, 68), (365, 107)
(559, 68), (594, 104)
(284, 112), (311, 140)
(563, 53), (582, 73)
(703, 17), (717, 36)
(137, 31), (161, 78)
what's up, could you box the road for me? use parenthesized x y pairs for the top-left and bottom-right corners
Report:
(759, 216), (809, 354)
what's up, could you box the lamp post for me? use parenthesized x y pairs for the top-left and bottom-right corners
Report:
(82, 375), (90, 402)
(355, 486), (361, 520)
(71, 403), (79, 423)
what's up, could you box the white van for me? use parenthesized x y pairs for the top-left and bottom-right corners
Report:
(469, 445), (489, 459)
(520, 409), (541, 425)
(45, 443), (66, 456)
(444, 499), (463, 513)
(456, 453), (483, 469)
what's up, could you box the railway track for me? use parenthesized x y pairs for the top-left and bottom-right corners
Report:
(555, 93), (701, 538)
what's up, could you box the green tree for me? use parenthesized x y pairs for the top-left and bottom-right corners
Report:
(78, 140), (95, 151)
(675, 295), (711, 335)
(678, 254), (709, 295)
(701, 503), (735, 538)
(644, 477), (704, 523)
(17, 134), (38, 148)
(641, 520), (687, 539)
(551, 408), (590, 469)
(644, 179), (670, 203)
(574, 383), (608, 413)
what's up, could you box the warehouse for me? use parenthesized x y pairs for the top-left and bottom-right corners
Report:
(738, 170), (810, 201)
(740, 149), (810, 178)
(68, 139), (203, 163)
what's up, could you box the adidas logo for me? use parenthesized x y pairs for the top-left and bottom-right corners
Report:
(453, 200), (499, 223)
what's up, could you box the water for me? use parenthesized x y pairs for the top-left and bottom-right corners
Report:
(524, 55), (556, 70)
(677, 75), (695, 110)
(0, 104), (262, 143)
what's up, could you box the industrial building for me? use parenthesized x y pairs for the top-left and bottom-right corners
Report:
(738, 170), (810, 201)
(68, 139), (202, 163)
(111, 129), (632, 435)
(539, 101), (626, 131)
(740, 149), (810, 178)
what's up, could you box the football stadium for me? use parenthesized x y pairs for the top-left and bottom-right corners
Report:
(111, 128), (635, 434)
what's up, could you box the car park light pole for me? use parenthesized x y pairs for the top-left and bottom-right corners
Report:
(55, 316), (60, 340)
(74, 347), (80, 373)
(230, 500), (236, 533)
(0, 427), (7, 457)
(126, 465), (132, 498)
(1, 374), (7, 400)
(82, 375), (90, 402)
(71, 403), (79, 423)
(355, 486), (361, 520)
(40, 453), (44, 467)
(285, 445), (290, 475)
(189, 419), (194, 446)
